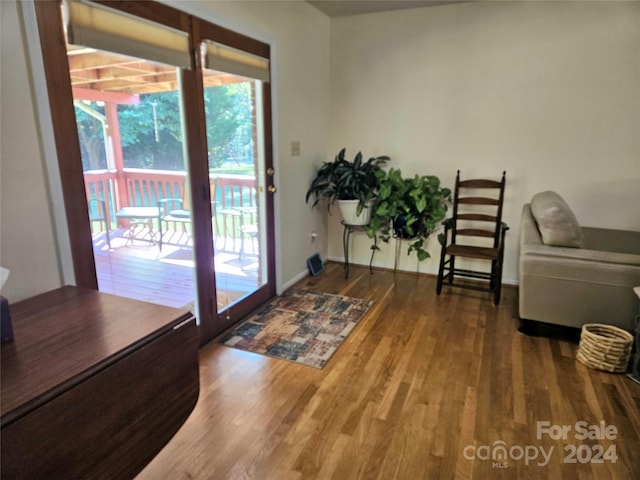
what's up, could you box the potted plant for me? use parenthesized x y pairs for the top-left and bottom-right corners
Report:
(365, 168), (452, 260)
(305, 148), (390, 225)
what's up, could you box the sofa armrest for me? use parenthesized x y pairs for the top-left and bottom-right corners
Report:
(520, 204), (640, 266)
(521, 244), (640, 267)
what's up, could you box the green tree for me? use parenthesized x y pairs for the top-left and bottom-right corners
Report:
(74, 103), (107, 171)
(204, 82), (253, 168)
(74, 82), (255, 172)
(118, 91), (185, 170)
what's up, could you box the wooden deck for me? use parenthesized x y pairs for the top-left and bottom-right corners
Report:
(92, 227), (260, 311)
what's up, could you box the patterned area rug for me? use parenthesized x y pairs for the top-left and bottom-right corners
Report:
(218, 288), (373, 368)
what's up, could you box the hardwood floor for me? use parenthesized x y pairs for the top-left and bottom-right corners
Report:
(137, 262), (640, 479)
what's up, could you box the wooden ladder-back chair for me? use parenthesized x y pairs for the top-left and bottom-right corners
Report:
(436, 170), (508, 305)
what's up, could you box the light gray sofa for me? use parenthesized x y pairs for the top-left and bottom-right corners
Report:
(519, 192), (640, 332)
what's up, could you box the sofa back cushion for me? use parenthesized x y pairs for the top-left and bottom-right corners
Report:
(530, 191), (585, 248)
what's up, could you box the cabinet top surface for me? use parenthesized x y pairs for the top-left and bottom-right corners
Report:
(1, 286), (192, 425)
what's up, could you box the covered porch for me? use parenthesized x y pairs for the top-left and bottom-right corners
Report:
(72, 43), (263, 312)
(87, 167), (260, 311)
(91, 223), (259, 311)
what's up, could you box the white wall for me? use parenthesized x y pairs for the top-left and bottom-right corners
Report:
(167, 1), (332, 291)
(328, 1), (640, 283)
(1, 1), (63, 301)
(1, 0), (330, 301)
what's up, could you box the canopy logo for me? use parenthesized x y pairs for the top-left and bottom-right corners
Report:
(462, 441), (554, 468)
(462, 421), (619, 469)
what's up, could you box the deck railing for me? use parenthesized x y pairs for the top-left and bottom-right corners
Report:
(85, 169), (257, 238)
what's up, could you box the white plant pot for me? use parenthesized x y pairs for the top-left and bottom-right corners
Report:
(337, 199), (373, 226)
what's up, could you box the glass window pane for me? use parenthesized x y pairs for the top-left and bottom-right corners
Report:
(70, 46), (198, 316)
(202, 68), (267, 312)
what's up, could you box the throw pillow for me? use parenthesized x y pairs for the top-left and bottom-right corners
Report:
(530, 191), (585, 248)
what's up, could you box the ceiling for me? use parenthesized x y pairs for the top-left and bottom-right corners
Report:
(307, 0), (469, 17)
(68, 1), (472, 96)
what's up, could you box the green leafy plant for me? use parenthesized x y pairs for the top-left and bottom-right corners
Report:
(365, 168), (452, 261)
(305, 148), (390, 215)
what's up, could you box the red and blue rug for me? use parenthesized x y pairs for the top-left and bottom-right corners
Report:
(218, 288), (373, 368)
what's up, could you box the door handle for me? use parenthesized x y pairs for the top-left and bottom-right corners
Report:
(268, 185), (277, 193)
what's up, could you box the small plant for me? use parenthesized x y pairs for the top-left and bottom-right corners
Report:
(305, 148), (390, 215)
(365, 168), (451, 261)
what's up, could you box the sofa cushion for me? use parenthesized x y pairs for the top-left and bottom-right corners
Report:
(530, 191), (585, 248)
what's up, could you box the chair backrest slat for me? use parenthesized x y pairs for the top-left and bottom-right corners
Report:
(458, 197), (499, 206)
(457, 228), (496, 238)
(458, 179), (502, 189)
(451, 170), (506, 249)
(457, 213), (496, 222)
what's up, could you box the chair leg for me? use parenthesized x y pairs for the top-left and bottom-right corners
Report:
(98, 218), (111, 250)
(489, 260), (497, 291)
(493, 259), (503, 305)
(447, 256), (455, 284)
(239, 229), (245, 260)
(436, 246), (447, 295)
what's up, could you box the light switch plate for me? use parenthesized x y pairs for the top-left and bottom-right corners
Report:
(291, 141), (300, 157)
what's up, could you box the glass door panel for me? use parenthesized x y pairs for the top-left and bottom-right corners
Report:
(70, 45), (197, 314)
(202, 72), (267, 313)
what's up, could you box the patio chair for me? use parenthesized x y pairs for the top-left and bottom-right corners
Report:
(211, 176), (252, 252)
(158, 181), (220, 251)
(218, 205), (258, 255)
(239, 218), (259, 259)
(88, 198), (111, 249)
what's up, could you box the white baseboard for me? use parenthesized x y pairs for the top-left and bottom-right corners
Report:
(325, 256), (518, 285)
(280, 269), (309, 294)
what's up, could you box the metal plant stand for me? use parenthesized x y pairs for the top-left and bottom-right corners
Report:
(342, 222), (375, 279)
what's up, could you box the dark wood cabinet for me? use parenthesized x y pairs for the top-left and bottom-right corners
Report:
(1, 287), (200, 479)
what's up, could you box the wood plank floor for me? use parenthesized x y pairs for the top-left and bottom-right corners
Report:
(137, 262), (640, 479)
(92, 229), (259, 310)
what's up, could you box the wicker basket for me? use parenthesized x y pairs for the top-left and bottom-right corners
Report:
(576, 323), (634, 373)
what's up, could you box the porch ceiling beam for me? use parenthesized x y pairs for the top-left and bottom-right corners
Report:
(67, 52), (144, 72)
(87, 78), (175, 91)
(71, 69), (100, 81)
(72, 87), (140, 105)
(67, 50), (256, 94)
(91, 66), (166, 82)
(72, 67), (176, 86)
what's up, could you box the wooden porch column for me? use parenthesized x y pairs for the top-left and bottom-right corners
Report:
(105, 102), (129, 210)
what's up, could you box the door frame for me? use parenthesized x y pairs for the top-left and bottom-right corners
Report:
(34, 0), (277, 344)
(191, 16), (277, 336)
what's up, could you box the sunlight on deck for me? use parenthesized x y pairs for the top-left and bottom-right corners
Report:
(92, 228), (259, 311)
